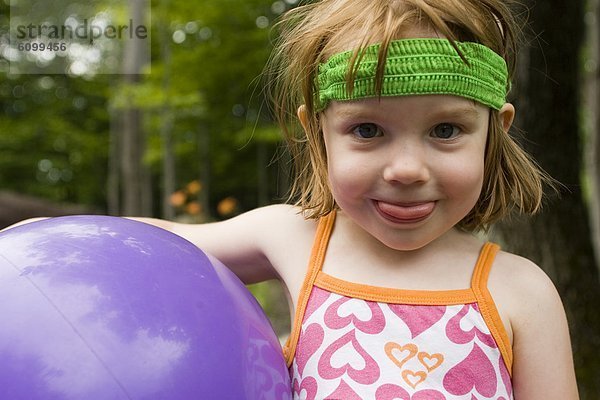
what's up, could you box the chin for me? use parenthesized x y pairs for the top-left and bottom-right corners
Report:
(373, 223), (459, 252)
(377, 234), (436, 252)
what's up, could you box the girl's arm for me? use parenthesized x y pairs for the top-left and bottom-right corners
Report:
(133, 204), (305, 285)
(504, 257), (579, 399)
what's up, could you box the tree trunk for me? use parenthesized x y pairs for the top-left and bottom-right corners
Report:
(161, 104), (175, 220)
(587, 0), (600, 271)
(198, 124), (211, 220)
(160, 10), (175, 220)
(107, 102), (121, 215)
(120, 0), (150, 216)
(492, 0), (600, 396)
(120, 106), (145, 215)
(257, 141), (269, 206)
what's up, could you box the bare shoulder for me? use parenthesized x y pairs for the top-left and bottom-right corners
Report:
(488, 250), (562, 324)
(489, 250), (558, 302)
(487, 250), (563, 340)
(488, 250), (578, 398)
(249, 204), (319, 286)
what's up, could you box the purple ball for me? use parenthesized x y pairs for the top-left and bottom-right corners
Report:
(0, 216), (291, 400)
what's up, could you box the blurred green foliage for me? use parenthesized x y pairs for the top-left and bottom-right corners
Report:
(0, 0), (294, 216)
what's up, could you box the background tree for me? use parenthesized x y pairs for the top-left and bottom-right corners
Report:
(585, 0), (600, 269)
(118, 0), (151, 216)
(492, 0), (600, 396)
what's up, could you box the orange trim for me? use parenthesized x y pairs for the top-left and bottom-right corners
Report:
(314, 272), (477, 305)
(283, 221), (513, 377)
(282, 211), (336, 367)
(471, 242), (514, 376)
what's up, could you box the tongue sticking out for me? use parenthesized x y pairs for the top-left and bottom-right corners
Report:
(376, 201), (435, 222)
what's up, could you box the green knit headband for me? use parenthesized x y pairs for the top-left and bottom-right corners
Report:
(316, 38), (509, 111)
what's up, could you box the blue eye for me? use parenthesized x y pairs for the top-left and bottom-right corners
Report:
(353, 123), (381, 139)
(432, 123), (459, 139)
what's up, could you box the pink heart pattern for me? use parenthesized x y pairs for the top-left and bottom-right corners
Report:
(295, 323), (324, 376)
(324, 296), (385, 334)
(499, 354), (513, 397)
(443, 344), (497, 397)
(325, 379), (362, 400)
(290, 292), (512, 399)
(304, 287), (331, 321)
(292, 376), (317, 400)
(446, 304), (496, 348)
(388, 304), (446, 338)
(317, 329), (380, 385)
(375, 384), (446, 400)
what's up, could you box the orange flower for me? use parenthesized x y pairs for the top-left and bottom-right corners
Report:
(169, 191), (187, 207)
(217, 197), (238, 216)
(186, 180), (202, 195)
(185, 201), (202, 215)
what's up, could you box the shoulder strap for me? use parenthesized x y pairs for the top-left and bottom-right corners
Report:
(470, 242), (500, 290)
(282, 210), (336, 366)
(471, 242), (513, 375)
(306, 210), (336, 275)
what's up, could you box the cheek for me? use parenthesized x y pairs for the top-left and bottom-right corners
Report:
(438, 151), (485, 203)
(326, 150), (375, 202)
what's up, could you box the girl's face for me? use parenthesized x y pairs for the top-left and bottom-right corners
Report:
(320, 95), (490, 250)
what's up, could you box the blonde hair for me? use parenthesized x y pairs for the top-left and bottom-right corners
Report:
(266, 0), (552, 231)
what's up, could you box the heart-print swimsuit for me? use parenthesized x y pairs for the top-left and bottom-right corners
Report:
(283, 211), (513, 399)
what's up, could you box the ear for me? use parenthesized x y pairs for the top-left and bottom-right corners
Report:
(297, 105), (309, 132)
(498, 103), (515, 133)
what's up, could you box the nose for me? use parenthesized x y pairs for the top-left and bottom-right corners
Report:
(381, 141), (430, 185)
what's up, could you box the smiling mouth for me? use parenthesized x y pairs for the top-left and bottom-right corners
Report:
(374, 200), (435, 223)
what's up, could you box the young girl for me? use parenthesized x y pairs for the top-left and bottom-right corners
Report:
(22, 0), (577, 398)
(144, 0), (579, 397)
